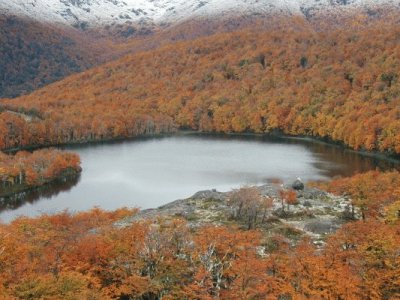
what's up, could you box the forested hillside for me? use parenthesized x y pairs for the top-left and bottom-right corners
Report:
(1, 15), (399, 154)
(0, 16), (103, 98)
(1, 7), (396, 98)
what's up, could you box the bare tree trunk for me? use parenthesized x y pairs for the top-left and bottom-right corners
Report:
(261, 208), (267, 224)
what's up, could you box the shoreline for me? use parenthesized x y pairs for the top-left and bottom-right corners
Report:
(182, 131), (400, 164)
(0, 168), (81, 201)
(2, 130), (400, 164)
(0, 131), (399, 213)
(2, 129), (400, 165)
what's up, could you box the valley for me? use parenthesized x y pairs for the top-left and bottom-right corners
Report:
(0, 1), (400, 299)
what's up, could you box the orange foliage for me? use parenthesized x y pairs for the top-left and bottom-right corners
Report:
(315, 170), (400, 220)
(0, 149), (81, 195)
(0, 205), (398, 299)
(279, 189), (298, 211)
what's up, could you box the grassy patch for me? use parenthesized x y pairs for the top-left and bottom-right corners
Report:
(198, 198), (223, 210)
(273, 225), (304, 240)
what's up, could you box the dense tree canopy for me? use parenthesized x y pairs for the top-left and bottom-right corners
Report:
(0, 16), (101, 98)
(313, 170), (400, 221)
(0, 149), (81, 196)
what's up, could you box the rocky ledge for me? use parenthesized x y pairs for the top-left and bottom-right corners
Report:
(116, 183), (355, 245)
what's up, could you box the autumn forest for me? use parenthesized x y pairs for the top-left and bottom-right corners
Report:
(0, 8), (400, 300)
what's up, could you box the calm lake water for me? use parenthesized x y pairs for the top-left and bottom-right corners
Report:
(1, 134), (398, 222)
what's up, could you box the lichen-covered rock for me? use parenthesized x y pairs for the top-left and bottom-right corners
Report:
(117, 184), (352, 242)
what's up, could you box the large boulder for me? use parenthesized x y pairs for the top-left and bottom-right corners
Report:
(292, 178), (304, 191)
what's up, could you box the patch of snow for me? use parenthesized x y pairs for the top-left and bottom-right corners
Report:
(0, 0), (398, 29)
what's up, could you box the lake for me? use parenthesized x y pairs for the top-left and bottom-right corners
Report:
(0, 133), (398, 222)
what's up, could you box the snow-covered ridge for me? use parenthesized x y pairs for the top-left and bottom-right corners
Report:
(0, 0), (398, 30)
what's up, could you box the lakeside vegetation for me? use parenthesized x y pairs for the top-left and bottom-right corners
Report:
(0, 149), (81, 198)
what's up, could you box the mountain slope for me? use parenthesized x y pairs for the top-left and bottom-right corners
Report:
(0, 15), (110, 98)
(1, 0), (398, 98)
(1, 15), (399, 154)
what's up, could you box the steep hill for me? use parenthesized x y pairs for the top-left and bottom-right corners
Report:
(0, 15), (108, 98)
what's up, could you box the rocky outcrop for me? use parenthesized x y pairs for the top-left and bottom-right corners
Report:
(116, 183), (355, 244)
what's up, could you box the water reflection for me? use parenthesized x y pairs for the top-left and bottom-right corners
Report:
(0, 134), (398, 222)
(286, 138), (399, 177)
(0, 175), (81, 212)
